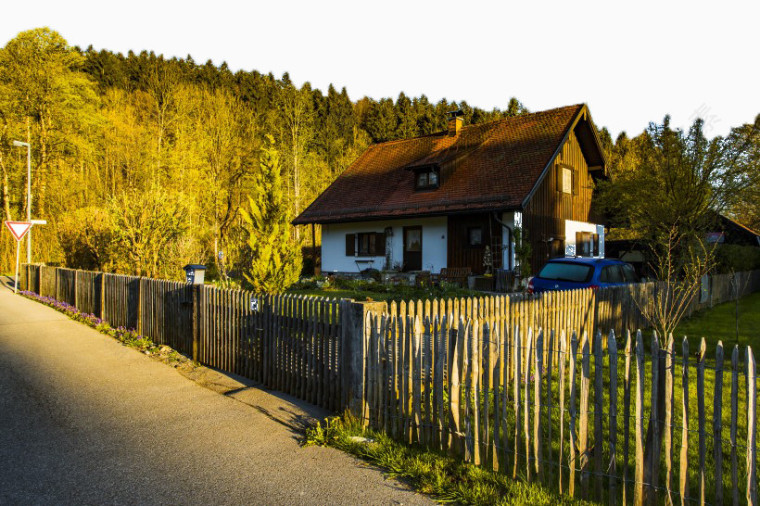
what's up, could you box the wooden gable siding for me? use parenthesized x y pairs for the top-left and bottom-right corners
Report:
(447, 213), (502, 275)
(523, 130), (596, 273)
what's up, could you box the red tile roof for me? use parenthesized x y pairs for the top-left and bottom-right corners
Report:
(294, 104), (590, 224)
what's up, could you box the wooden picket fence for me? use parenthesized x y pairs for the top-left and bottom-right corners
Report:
(198, 287), (343, 412)
(17, 264), (760, 504)
(362, 311), (759, 505)
(20, 265), (344, 412)
(383, 270), (760, 351)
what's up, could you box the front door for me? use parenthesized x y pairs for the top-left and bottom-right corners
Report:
(403, 226), (422, 271)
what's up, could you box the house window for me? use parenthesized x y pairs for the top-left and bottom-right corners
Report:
(415, 167), (440, 190)
(550, 238), (566, 258)
(559, 166), (574, 194)
(345, 232), (386, 256)
(576, 231), (594, 257)
(358, 232), (386, 256)
(468, 227), (483, 247)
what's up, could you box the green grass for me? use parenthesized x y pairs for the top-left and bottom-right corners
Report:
(304, 412), (594, 505)
(288, 281), (481, 303)
(674, 291), (760, 351)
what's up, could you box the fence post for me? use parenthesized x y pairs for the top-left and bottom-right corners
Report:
(192, 284), (201, 362)
(73, 270), (79, 309)
(340, 300), (387, 418)
(136, 277), (143, 335)
(100, 273), (106, 321)
(748, 346), (757, 506)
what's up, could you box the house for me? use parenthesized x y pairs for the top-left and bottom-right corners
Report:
(706, 214), (760, 247)
(607, 213), (760, 277)
(293, 104), (608, 276)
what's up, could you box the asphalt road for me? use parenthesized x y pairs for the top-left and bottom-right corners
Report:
(0, 278), (431, 505)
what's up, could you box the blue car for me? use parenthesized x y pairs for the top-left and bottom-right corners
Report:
(527, 258), (639, 294)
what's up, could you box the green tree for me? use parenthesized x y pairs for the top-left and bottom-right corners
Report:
(600, 115), (760, 351)
(363, 98), (397, 142)
(278, 80), (315, 222)
(108, 185), (189, 278)
(599, 115), (760, 258)
(241, 137), (301, 293)
(0, 28), (98, 219)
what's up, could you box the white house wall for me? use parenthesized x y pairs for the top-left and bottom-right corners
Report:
(499, 211), (518, 271)
(564, 219), (605, 258)
(321, 217), (448, 274)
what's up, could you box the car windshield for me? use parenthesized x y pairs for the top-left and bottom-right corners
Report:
(537, 262), (593, 283)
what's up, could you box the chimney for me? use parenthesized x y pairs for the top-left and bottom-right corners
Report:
(447, 109), (464, 136)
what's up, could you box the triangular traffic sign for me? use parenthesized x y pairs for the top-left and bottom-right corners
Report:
(4, 221), (32, 242)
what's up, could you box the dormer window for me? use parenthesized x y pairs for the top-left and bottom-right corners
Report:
(414, 167), (439, 190)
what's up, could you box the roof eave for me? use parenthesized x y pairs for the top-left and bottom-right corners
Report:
(292, 204), (522, 225)
(520, 104), (585, 209)
(520, 104), (608, 209)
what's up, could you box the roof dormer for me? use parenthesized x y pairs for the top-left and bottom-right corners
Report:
(413, 165), (440, 191)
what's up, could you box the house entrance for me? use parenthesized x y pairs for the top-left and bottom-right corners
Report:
(447, 214), (502, 274)
(403, 227), (422, 271)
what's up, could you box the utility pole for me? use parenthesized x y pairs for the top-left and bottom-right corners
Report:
(12, 140), (31, 264)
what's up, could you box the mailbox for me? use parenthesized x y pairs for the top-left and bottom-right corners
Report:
(183, 264), (206, 285)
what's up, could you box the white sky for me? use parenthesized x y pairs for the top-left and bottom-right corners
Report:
(2, 0), (758, 139)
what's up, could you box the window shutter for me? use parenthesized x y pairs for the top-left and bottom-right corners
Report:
(345, 234), (355, 256)
(375, 233), (386, 256)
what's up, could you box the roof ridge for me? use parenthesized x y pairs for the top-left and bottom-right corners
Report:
(368, 103), (586, 147)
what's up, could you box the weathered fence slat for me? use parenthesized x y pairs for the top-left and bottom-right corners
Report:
(649, 333), (661, 503)
(664, 334), (675, 506)
(534, 328), (543, 480)
(680, 337), (690, 505)
(448, 317), (461, 455)
(609, 330), (618, 506)
(412, 316), (422, 445)
(483, 322), (491, 468)
(524, 327), (533, 482)
(514, 325), (522, 480)
(472, 320), (481, 466)
(622, 331), (632, 506)
(546, 329), (554, 472)
(698, 338), (707, 505)
(580, 331), (590, 499)
(491, 321), (500, 470)
(731, 345), (739, 506)
(558, 330), (567, 494)
(714, 341), (724, 506)
(748, 346), (758, 506)
(593, 329), (603, 500)
(569, 331), (578, 497)
(634, 330), (645, 506)
(423, 316), (433, 447)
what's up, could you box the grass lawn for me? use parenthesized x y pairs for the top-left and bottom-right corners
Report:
(288, 281), (482, 303)
(674, 291), (760, 351)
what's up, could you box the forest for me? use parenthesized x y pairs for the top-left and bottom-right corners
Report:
(1, 28), (758, 286)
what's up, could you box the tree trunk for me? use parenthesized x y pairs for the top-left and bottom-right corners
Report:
(0, 155), (12, 221)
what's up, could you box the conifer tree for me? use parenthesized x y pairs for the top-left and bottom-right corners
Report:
(241, 136), (302, 293)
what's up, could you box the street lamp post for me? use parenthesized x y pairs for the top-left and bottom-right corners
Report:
(12, 140), (31, 264)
